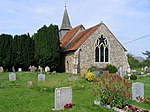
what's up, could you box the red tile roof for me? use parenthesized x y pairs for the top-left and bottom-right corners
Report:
(63, 23), (100, 52)
(60, 25), (83, 48)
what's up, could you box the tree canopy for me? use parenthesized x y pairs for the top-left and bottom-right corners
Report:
(33, 24), (60, 71)
(143, 51), (150, 60)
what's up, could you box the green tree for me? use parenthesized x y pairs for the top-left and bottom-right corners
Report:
(33, 24), (60, 71)
(142, 51), (150, 66)
(13, 34), (34, 70)
(0, 34), (13, 70)
(127, 53), (141, 68)
(142, 51), (150, 60)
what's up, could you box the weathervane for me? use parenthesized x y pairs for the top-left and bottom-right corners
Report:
(65, 0), (67, 7)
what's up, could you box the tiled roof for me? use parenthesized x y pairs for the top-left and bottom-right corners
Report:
(63, 23), (100, 52)
(60, 25), (83, 48)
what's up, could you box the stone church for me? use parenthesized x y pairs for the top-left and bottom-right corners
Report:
(59, 7), (129, 74)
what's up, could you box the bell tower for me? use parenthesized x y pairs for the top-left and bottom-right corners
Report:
(59, 6), (72, 39)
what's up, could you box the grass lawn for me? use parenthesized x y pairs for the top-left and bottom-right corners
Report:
(0, 72), (150, 112)
(0, 72), (113, 112)
(130, 74), (150, 110)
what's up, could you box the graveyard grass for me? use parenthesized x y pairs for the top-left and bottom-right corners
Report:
(130, 75), (150, 110)
(0, 72), (150, 112)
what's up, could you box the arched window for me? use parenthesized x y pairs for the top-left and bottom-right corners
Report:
(95, 47), (99, 62)
(105, 47), (108, 62)
(100, 45), (104, 62)
(95, 35), (109, 62)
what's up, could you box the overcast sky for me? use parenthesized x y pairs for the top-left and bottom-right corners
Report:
(0, 0), (150, 58)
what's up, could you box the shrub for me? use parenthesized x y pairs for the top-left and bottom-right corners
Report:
(93, 74), (131, 107)
(85, 71), (96, 82)
(106, 64), (117, 73)
(124, 75), (129, 79)
(130, 74), (137, 80)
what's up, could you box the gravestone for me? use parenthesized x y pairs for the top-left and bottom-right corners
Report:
(18, 68), (22, 72)
(132, 82), (144, 100)
(118, 66), (124, 78)
(93, 71), (99, 77)
(144, 66), (148, 72)
(38, 74), (45, 81)
(29, 66), (37, 72)
(9, 73), (16, 81)
(0, 66), (4, 73)
(54, 87), (72, 110)
(45, 66), (50, 73)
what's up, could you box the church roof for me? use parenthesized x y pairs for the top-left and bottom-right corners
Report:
(60, 7), (72, 30)
(62, 23), (100, 52)
(60, 25), (83, 48)
(61, 22), (127, 52)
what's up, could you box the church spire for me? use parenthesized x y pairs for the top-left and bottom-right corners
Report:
(60, 6), (72, 30)
(59, 6), (72, 39)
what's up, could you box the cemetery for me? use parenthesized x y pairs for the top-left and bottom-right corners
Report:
(0, 68), (150, 112)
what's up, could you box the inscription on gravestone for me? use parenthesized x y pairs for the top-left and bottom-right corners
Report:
(38, 74), (45, 81)
(132, 82), (144, 100)
(54, 87), (72, 110)
(9, 73), (16, 81)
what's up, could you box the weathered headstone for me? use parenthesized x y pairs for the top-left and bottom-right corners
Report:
(29, 66), (37, 72)
(93, 71), (99, 77)
(0, 66), (4, 73)
(18, 68), (22, 72)
(9, 73), (16, 81)
(118, 66), (124, 78)
(45, 66), (50, 73)
(132, 82), (144, 100)
(38, 74), (45, 81)
(144, 66), (148, 72)
(54, 87), (72, 110)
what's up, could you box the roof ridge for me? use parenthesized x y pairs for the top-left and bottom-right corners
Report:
(64, 23), (101, 52)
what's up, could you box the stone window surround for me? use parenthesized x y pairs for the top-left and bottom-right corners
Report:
(95, 34), (110, 63)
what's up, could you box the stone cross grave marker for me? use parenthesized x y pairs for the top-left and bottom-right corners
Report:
(132, 82), (144, 100)
(9, 73), (16, 81)
(38, 74), (45, 81)
(54, 87), (72, 110)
